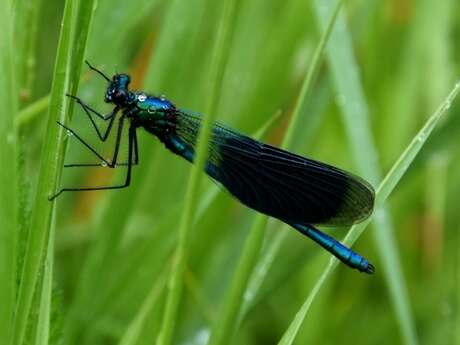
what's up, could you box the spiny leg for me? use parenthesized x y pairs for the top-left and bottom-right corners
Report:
(109, 114), (125, 167)
(64, 129), (138, 168)
(58, 113), (127, 168)
(49, 123), (137, 200)
(67, 94), (112, 120)
(58, 121), (107, 164)
(67, 94), (119, 141)
(133, 128), (139, 164)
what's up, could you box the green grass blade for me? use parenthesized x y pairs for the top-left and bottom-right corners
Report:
(282, 0), (342, 150)
(376, 82), (460, 206)
(68, 0), (97, 97)
(60, 2), (203, 342)
(207, 3), (342, 344)
(156, 1), (240, 344)
(380, 0), (438, 166)
(15, 95), (50, 128)
(239, 225), (286, 318)
(314, 1), (417, 344)
(0, 1), (18, 344)
(13, 0), (43, 100)
(314, 1), (379, 182)
(11, 1), (79, 343)
(14, 3), (95, 312)
(207, 214), (267, 345)
(119, 271), (167, 345)
(458, 214), (460, 345)
(278, 79), (460, 345)
(252, 110), (282, 141)
(34, 230), (54, 345)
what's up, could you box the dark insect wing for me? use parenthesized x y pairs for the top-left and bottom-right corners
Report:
(212, 135), (375, 226)
(175, 111), (375, 227)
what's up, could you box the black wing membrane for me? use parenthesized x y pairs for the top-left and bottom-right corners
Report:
(176, 112), (375, 227)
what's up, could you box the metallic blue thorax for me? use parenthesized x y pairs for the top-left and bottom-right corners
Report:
(134, 93), (175, 119)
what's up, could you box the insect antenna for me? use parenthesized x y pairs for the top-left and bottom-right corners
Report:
(85, 60), (111, 82)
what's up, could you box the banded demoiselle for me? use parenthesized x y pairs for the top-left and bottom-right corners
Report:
(51, 62), (375, 274)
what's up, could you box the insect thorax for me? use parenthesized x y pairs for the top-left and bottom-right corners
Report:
(134, 92), (175, 120)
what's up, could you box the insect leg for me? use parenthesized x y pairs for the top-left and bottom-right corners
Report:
(59, 112), (127, 167)
(58, 121), (107, 164)
(67, 94), (118, 141)
(63, 118), (138, 168)
(133, 127), (139, 164)
(49, 123), (137, 200)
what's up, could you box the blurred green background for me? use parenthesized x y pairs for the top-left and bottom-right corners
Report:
(3, 0), (460, 344)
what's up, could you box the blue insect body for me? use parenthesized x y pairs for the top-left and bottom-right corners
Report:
(53, 62), (375, 274)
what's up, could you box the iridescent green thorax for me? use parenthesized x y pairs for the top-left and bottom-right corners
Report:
(132, 92), (176, 121)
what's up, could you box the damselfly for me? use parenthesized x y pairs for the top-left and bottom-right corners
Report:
(51, 61), (375, 274)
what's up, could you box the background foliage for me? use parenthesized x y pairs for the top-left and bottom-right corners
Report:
(2, 0), (460, 344)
